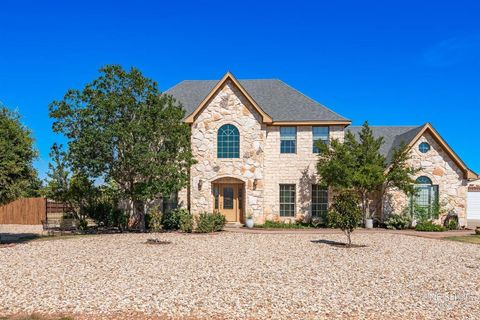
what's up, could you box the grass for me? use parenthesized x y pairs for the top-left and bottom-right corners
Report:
(444, 234), (480, 244)
(254, 220), (315, 229)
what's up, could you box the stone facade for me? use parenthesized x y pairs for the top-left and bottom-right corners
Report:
(383, 132), (469, 226)
(178, 80), (469, 225)
(178, 80), (345, 223)
(179, 80), (266, 220)
(263, 126), (344, 223)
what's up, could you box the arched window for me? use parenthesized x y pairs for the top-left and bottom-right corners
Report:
(416, 176), (432, 185)
(412, 176), (438, 217)
(217, 124), (240, 158)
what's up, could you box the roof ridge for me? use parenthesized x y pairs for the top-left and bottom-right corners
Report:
(275, 80), (350, 122)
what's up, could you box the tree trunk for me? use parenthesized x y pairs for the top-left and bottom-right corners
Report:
(361, 192), (368, 221)
(345, 230), (352, 247)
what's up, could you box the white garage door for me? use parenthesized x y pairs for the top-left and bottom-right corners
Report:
(467, 189), (480, 220)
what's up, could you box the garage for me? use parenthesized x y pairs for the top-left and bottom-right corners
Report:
(467, 184), (480, 227)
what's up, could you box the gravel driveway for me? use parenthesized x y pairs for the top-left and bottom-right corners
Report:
(0, 232), (479, 319)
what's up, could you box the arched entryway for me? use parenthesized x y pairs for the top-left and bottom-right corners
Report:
(212, 177), (245, 223)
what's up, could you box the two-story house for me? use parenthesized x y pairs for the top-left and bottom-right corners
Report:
(166, 72), (478, 227)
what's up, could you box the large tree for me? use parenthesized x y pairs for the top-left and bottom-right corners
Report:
(317, 121), (417, 221)
(49, 65), (194, 230)
(0, 106), (40, 205)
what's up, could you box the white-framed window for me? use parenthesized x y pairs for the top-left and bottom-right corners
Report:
(311, 185), (328, 217)
(280, 127), (296, 153)
(279, 184), (296, 216)
(312, 126), (329, 153)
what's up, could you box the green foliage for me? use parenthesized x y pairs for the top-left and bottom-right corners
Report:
(44, 144), (126, 229)
(415, 220), (445, 232)
(147, 206), (163, 232)
(162, 207), (182, 230)
(195, 212), (226, 233)
(44, 144), (97, 222)
(384, 143), (418, 197)
(445, 219), (458, 231)
(86, 200), (127, 229)
(159, 208), (193, 232)
(327, 191), (362, 246)
(255, 220), (311, 229)
(179, 209), (194, 233)
(161, 208), (193, 233)
(385, 214), (412, 230)
(0, 106), (40, 205)
(411, 204), (430, 222)
(49, 65), (195, 230)
(317, 121), (417, 221)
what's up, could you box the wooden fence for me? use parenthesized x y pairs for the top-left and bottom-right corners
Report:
(0, 198), (47, 225)
(0, 198), (70, 225)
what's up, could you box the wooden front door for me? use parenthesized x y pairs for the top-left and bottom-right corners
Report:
(213, 183), (242, 222)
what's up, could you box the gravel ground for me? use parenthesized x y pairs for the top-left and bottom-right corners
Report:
(0, 232), (479, 320)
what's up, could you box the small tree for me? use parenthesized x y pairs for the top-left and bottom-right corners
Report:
(43, 143), (97, 224)
(0, 106), (40, 205)
(380, 142), (418, 216)
(317, 121), (417, 222)
(49, 65), (195, 230)
(44, 143), (126, 229)
(328, 191), (362, 246)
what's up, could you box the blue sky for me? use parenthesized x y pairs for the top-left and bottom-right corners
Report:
(1, 0), (479, 178)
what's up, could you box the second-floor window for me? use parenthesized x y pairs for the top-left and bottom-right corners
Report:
(280, 127), (296, 153)
(313, 126), (329, 153)
(217, 124), (240, 158)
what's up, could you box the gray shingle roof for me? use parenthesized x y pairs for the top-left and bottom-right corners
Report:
(347, 126), (424, 161)
(165, 79), (350, 122)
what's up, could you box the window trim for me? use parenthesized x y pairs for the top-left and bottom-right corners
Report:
(312, 126), (330, 153)
(280, 126), (297, 154)
(279, 184), (296, 217)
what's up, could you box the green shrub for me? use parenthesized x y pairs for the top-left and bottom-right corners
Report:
(161, 208), (181, 230)
(255, 220), (311, 229)
(179, 209), (193, 233)
(445, 219), (458, 231)
(385, 214), (412, 230)
(160, 208), (193, 232)
(415, 220), (445, 232)
(147, 206), (163, 232)
(443, 213), (459, 230)
(85, 201), (126, 229)
(196, 212), (226, 233)
(327, 191), (362, 246)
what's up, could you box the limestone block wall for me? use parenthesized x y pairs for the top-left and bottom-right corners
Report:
(185, 80), (266, 220)
(263, 125), (345, 222)
(384, 132), (468, 226)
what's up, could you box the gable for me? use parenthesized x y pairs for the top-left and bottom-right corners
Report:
(165, 72), (351, 124)
(347, 124), (477, 180)
(183, 72), (272, 124)
(407, 124), (477, 180)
